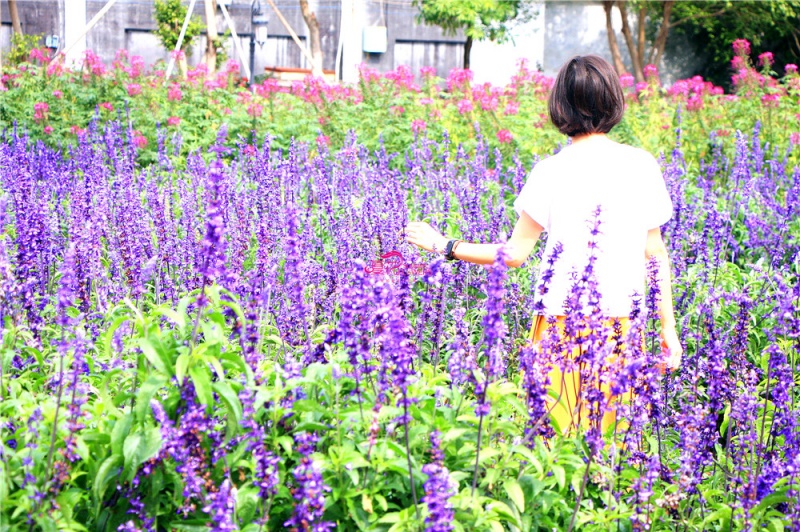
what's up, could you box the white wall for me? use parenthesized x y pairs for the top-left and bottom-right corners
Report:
(471, 3), (546, 86)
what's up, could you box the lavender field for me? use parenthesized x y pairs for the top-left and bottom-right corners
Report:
(0, 112), (797, 531)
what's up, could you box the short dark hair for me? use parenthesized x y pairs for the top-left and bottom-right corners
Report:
(548, 55), (625, 137)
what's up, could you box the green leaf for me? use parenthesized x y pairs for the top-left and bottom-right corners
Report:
(175, 353), (190, 385)
(135, 375), (168, 423)
(111, 415), (133, 457)
(213, 381), (242, 438)
(552, 464), (566, 491)
(190, 364), (213, 407)
(93, 454), (123, 503)
(505, 479), (525, 513)
(139, 337), (172, 376)
(122, 427), (162, 481)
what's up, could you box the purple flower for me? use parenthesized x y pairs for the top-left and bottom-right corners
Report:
(473, 247), (509, 417)
(197, 158), (228, 305)
(284, 432), (334, 532)
(421, 431), (456, 532)
(202, 479), (236, 532)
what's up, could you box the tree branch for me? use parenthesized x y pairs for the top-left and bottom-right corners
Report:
(650, 0), (675, 68)
(669, 6), (730, 30)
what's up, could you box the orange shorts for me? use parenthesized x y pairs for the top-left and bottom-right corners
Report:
(527, 315), (640, 438)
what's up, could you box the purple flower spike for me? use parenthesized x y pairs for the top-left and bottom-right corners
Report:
(284, 432), (335, 532)
(422, 431), (456, 532)
(202, 479), (237, 532)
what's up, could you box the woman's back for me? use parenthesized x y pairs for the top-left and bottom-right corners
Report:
(514, 135), (672, 317)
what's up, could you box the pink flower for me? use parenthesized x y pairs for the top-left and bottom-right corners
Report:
(29, 48), (47, 63)
(504, 100), (519, 115)
(420, 66), (437, 78)
(33, 101), (49, 121)
(411, 119), (426, 134)
(785, 64), (798, 75)
(167, 83), (182, 102)
(643, 64), (659, 81)
(446, 68), (473, 92)
(132, 132), (148, 149)
(478, 93), (499, 111)
(99, 102), (113, 112)
(47, 61), (64, 77)
(224, 60), (240, 76)
(44, 125), (53, 135)
(167, 116), (181, 126)
(390, 105), (405, 116)
(223, 107), (232, 115)
(70, 125), (87, 136)
(791, 132), (800, 145)
(731, 56), (745, 70)
(247, 103), (263, 118)
(635, 82), (648, 93)
(732, 39), (751, 57)
(419, 97), (434, 106)
(687, 94), (703, 111)
(456, 99), (473, 114)
(758, 51), (774, 68)
(761, 93), (780, 107)
(619, 72), (635, 88)
(52, 90), (63, 99)
(126, 83), (142, 96)
(496, 129), (513, 143)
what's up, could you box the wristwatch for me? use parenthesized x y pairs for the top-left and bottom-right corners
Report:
(444, 239), (462, 261)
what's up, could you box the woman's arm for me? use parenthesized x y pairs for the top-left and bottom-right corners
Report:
(403, 211), (544, 268)
(645, 227), (683, 370)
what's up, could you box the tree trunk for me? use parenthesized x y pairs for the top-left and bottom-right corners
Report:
(299, 0), (324, 77)
(650, 0), (675, 70)
(603, 1), (625, 76)
(463, 35), (473, 70)
(637, 6), (646, 65)
(617, 1), (644, 83)
(9, 0), (22, 35)
(204, 0), (218, 74)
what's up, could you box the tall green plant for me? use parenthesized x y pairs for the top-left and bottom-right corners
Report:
(153, 0), (203, 75)
(411, 0), (537, 69)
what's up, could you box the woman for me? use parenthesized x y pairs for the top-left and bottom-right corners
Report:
(403, 54), (682, 435)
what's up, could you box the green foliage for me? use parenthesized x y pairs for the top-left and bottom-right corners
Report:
(153, 0), (204, 55)
(411, 0), (535, 42)
(6, 33), (44, 66)
(669, 0), (800, 87)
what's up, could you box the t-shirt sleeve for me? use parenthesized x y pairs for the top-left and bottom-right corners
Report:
(641, 153), (673, 229)
(513, 165), (550, 230)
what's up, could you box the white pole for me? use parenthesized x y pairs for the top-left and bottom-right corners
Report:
(218, 1), (252, 81)
(165, 0), (199, 81)
(50, 0), (120, 67)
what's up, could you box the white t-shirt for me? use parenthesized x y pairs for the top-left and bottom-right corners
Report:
(513, 136), (673, 317)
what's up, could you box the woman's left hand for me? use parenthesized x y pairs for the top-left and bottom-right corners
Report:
(660, 327), (683, 372)
(403, 222), (448, 254)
